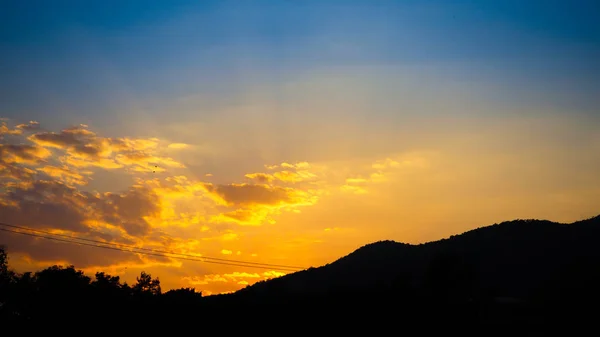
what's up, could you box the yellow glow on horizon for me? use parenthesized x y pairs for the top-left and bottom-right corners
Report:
(2, 68), (600, 295)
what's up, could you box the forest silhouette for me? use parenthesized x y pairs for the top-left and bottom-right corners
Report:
(2, 214), (600, 333)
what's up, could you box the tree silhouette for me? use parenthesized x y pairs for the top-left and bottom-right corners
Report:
(93, 271), (122, 289)
(0, 246), (11, 317)
(133, 271), (161, 295)
(0, 246), (7, 277)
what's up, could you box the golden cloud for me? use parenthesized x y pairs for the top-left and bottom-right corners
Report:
(201, 183), (306, 207)
(210, 207), (277, 226)
(36, 165), (90, 186)
(281, 162), (311, 169)
(0, 144), (51, 165)
(275, 170), (318, 183)
(167, 143), (190, 150)
(28, 124), (184, 172)
(340, 184), (369, 195)
(201, 181), (321, 225)
(16, 121), (40, 131)
(0, 143), (52, 183)
(244, 172), (274, 183)
(181, 270), (287, 293)
(245, 170), (318, 184)
(339, 153), (433, 194)
(0, 122), (24, 137)
(130, 159), (329, 228)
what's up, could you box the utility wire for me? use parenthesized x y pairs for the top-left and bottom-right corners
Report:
(0, 222), (304, 269)
(0, 226), (303, 272)
(0, 227), (300, 272)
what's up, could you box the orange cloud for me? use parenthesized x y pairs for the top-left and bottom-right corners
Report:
(273, 170), (317, 183)
(202, 183), (307, 207)
(0, 144), (51, 165)
(201, 182), (321, 225)
(246, 170), (318, 184)
(0, 177), (162, 238)
(339, 153), (433, 194)
(167, 143), (190, 150)
(181, 270), (287, 293)
(16, 121), (40, 131)
(0, 122), (24, 137)
(244, 172), (274, 183)
(36, 165), (90, 186)
(211, 207), (277, 226)
(28, 124), (184, 172)
(281, 162), (310, 169)
(93, 187), (162, 236)
(0, 144), (52, 183)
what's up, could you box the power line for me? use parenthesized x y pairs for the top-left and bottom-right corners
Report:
(0, 227), (302, 272)
(0, 222), (304, 269)
(0, 227), (300, 272)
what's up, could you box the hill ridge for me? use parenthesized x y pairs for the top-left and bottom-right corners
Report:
(229, 214), (600, 300)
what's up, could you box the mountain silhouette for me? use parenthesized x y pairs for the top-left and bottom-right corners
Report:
(206, 215), (600, 332)
(2, 214), (600, 334)
(229, 215), (599, 296)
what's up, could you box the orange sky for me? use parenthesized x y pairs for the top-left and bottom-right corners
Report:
(2, 0), (600, 294)
(2, 69), (599, 294)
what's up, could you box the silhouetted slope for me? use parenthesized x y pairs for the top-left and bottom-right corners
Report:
(235, 216), (600, 296)
(213, 215), (600, 330)
(230, 240), (415, 296)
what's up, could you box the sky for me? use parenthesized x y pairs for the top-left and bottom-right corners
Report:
(1, 0), (599, 294)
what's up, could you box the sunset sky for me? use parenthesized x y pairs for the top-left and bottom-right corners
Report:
(1, 0), (599, 294)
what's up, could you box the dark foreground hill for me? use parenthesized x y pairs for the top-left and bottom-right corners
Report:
(234, 215), (600, 300)
(2, 215), (600, 333)
(207, 215), (600, 331)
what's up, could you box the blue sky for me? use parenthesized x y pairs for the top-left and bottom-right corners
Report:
(2, 0), (599, 127)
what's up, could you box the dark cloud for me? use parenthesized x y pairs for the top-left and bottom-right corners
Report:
(0, 164), (37, 181)
(0, 143), (52, 182)
(1, 176), (160, 237)
(203, 183), (297, 206)
(93, 187), (161, 237)
(0, 122), (24, 138)
(1, 180), (89, 232)
(1, 200), (88, 232)
(1, 230), (145, 268)
(0, 144), (51, 165)
(29, 125), (107, 160)
(15, 121), (40, 132)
